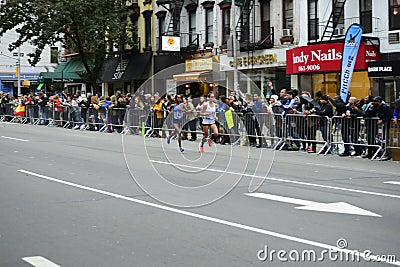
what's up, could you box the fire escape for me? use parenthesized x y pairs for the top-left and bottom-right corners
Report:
(320, 0), (346, 41)
(234, 0), (273, 61)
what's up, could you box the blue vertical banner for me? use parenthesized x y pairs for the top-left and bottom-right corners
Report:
(340, 23), (363, 103)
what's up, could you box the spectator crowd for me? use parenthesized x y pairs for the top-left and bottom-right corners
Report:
(1, 82), (399, 161)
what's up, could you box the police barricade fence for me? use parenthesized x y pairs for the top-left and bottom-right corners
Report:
(330, 116), (385, 159)
(1, 103), (17, 122)
(233, 112), (284, 148)
(283, 114), (330, 153)
(2, 103), (399, 160)
(121, 108), (147, 135)
(388, 122), (400, 160)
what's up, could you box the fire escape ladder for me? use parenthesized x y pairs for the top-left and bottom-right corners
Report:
(321, 0), (346, 41)
(156, 0), (184, 35)
(235, 0), (255, 51)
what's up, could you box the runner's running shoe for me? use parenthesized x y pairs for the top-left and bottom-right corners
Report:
(179, 147), (184, 152)
(208, 137), (213, 147)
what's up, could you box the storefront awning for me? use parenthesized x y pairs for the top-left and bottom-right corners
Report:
(101, 52), (152, 83)
(173, 71), (211, 82)
(38, 58), (86, 83)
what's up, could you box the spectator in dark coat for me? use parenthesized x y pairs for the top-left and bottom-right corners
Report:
(315, 95), (333, 152)
(365, 96), (392, 160)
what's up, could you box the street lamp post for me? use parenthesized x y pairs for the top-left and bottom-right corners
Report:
(17, 47), (21, 96)
(0, 48), (22, 96)
(230, 0), (239, 95)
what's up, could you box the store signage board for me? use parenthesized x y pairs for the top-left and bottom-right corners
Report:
(368, 61), (400, 77)
(161, 36), (181, 52)
(286, 42), (379, 74)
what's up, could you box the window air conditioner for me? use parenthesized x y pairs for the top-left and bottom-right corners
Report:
(282, 29), (293, 37)
(388, 32), (400, 44)
(333, 27), (345, 36)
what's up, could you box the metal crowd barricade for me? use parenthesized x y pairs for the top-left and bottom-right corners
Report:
(47, 105), (56, 127)
(388, 122), (400, 160)
(1, 103), (16, 122)
(144, 110), (159, 137)
(38, 104), (50, 125)
(25, 104), (40, 125)
(330, 116), (383, 159)
(120, 108), (144, 135)
(10, 104), (28, 124)
(283, 114), (330, 153)
(81, 106), (100, 131)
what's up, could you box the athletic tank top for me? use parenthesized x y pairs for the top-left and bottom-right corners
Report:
(202, 102), (216, 125)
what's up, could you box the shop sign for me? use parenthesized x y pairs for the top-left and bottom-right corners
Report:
(368, 61), (400, 77)
(186, 58), (213, 72)
(229, 54), (277, 68)
(286, 42), (379, 74)
(112, 58), (129, 80)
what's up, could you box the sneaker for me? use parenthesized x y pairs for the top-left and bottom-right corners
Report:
(73, 125), (79, 130)
(167, 136), (171, 144)
(199, 146), (204, 153)
(179, 147), (184, 152)
(306, 146), (313, 152)
(350, 150), (356, 156)
(208, 138), (213, 147)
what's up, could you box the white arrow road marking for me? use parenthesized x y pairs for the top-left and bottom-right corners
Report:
(150, 159), (400, 199)
(245, 193), (382, 217)
(18, 170), (400, 266)
(1, 135), (29, 142)
(22, 256), (60, 267)
(384, 181), (400, 185)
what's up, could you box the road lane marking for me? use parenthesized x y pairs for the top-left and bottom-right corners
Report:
(150, 160), (400, 200)
(384, 181), (400, 185)
(22, 256), (60, 267)
(306, 162), (399, 176)
(245, 193), (381, 217)
(17, 169), (400, 266)
(1, 135), (29, 142)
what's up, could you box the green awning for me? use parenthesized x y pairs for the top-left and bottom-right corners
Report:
(39, 58), (86, 83)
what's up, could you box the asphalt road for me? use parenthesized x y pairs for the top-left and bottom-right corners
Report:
(0, 122), (399, 267)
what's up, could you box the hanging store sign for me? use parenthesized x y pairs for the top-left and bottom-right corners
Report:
(286, 42), (379, 75)
(368, 60), (400, 77)
(161, 36), (181, 52)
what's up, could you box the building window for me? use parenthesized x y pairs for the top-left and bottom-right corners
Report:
(189, 11), (197, 43)
(156, 11), (166, 51)
(205, 7), (213, 43)
(308, 0), (318, 40)
(143, 10), (153, 49)
(360, 0), (372, 33)
(283, 0), (293, 31)
(221, 6), (230, 44)
(50, 47), (58, 64)
(260, 0), (271, 39)
(389, 0), (400, 30)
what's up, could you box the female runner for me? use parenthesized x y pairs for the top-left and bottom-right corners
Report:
(167, 94), (185, 152)
(200, 93), (219, 152)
